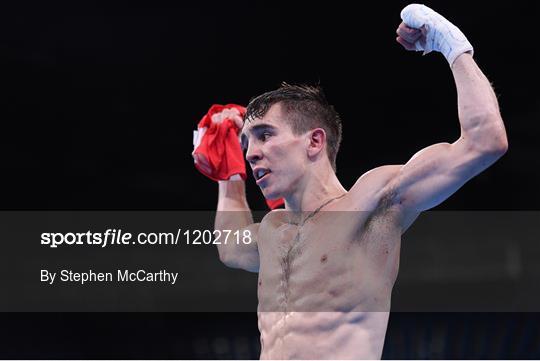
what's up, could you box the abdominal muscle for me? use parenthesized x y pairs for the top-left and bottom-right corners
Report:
(255, 200), (400, 359)
(258, 311), (389, 360)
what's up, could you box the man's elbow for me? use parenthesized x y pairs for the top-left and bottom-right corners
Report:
(218, 249), (244, 269)
(218, 250), (258, 272)
(218, 249), (236, 268)
(494, 135), (508, 156)
(466, 114), (508, 157)
(477, 135), (508, 168)
(484, 127), (508, 158)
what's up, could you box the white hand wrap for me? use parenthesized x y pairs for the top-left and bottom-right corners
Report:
(401, 4), (474, 66)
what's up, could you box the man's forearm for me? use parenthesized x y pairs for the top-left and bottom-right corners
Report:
(215, 180), (255, 263)
(217, 180), (250, 211)
(215, 180), (253, 231)
(452, 54), (508, 153)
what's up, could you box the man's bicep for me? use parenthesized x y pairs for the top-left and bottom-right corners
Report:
(393, 138), (496, 213)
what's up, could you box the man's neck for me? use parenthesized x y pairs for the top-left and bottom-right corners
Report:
(284, 169), (347, 213)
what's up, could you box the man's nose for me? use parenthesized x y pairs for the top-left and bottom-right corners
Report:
(245, 143), (262, 165)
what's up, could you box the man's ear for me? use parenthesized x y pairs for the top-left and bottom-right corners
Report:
(307, 128), (326, 158)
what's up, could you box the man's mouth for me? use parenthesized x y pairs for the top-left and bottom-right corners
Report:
(254, 168), (271, 184)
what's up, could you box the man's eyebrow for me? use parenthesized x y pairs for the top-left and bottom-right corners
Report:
(241, 123), (276, 137)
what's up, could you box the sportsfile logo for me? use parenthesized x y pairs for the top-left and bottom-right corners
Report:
(40, 229), (180, 248)
(40, 229), (253, 248)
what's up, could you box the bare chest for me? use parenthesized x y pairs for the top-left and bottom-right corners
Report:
(257, 211), (400, 312)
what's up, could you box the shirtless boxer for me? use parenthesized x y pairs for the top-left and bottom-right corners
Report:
(212, 4), (508, 359)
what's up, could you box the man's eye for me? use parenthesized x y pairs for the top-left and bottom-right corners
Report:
(260, 132), (271, 141)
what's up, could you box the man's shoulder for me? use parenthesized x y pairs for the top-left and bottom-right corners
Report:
(347, 165), (402, 211)
(260, 208), (287, 225)
(357, 165), (401, 181)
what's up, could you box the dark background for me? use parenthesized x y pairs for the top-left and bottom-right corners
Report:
(0, 0), (539, 358)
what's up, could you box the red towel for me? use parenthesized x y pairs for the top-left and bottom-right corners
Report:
(266, 198), (285, 209)
(192, 104), (247, 181)
(192, 104), (285, 210)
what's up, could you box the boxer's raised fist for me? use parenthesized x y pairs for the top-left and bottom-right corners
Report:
(397, 4), (473, 66)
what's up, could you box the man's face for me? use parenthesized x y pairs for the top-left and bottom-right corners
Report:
(241, 103), (308, 200)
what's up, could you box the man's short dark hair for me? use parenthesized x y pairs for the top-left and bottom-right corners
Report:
(245, 83), (343, 171)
